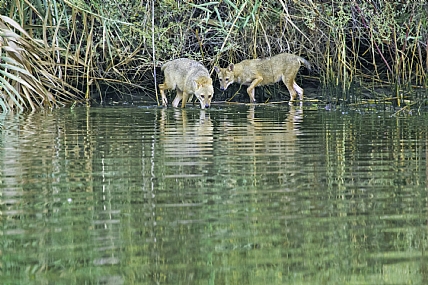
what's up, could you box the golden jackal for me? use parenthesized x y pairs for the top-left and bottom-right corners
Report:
(214, 52), (311, 103)
(159, 58), (214, 109)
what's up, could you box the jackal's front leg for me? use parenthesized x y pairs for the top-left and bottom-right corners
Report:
(159, 83), (168, 106)
(180, 92), (188, 108)
(246, 77), (263, 103)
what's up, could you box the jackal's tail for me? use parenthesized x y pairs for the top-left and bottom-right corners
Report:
(298, 57), (311, 71)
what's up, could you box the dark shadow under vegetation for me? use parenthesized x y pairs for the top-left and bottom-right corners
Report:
(1, 0), (427, 112)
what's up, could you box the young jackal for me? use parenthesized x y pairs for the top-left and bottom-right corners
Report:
(214, 52), (311, 103)
(159, 58), (214, 109)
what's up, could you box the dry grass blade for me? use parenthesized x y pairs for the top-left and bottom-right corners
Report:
(0, 15), (83, 112)
(2, 0), (427, 109)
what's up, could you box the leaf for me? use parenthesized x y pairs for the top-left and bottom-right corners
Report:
(0, 95), (10, 113)
(0, 69), (37, 93)
(0, 16), (31, 38)
(0, 76), (26, 111)
(21, 85), (37, 111)
(0, 29), (22, 39)
(0, 63), (33, 77)
(223, 0), (238, 10)
(0, 56), (24, 66)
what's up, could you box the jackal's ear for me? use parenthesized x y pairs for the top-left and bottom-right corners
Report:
(228, 64), (234, 71)
(214, 66), (220, 73)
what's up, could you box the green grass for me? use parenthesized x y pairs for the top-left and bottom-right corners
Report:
(1, 0), (426, 112)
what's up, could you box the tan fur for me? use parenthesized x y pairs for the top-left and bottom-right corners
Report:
(214, 52), (310, 103)
(159, 58), (214, 109)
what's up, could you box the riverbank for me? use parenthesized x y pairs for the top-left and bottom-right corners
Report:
(1, 1), (427, 111)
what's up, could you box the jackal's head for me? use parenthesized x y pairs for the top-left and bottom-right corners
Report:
(214, 64), (235, 91)
(194, 77), (214, 109)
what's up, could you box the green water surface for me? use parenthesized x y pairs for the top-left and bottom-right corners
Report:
(1, 104), (427, 284)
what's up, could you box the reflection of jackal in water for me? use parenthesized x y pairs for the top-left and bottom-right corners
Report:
(214, 52), (311, 103)
(159, 58), (214, 109)
(159, 108), (214, 161)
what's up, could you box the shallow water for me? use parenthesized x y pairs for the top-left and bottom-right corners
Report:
(1, 104), (428, 284)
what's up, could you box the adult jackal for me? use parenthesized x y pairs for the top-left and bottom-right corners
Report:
(214, 53), (310, 103)
(159, 58), (214, 109)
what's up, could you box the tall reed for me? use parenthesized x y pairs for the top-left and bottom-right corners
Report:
(0, 15), (81, 111)
(1, 0), (427, 111)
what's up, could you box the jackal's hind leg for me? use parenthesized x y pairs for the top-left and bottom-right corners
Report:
(186, 94), (195, 106)
(172, 90), (183, 108)
(293, 81), (304, 101)
(282, 77), (297, 102)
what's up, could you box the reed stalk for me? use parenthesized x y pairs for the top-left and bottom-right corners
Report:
(1, 0), (426, 111)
